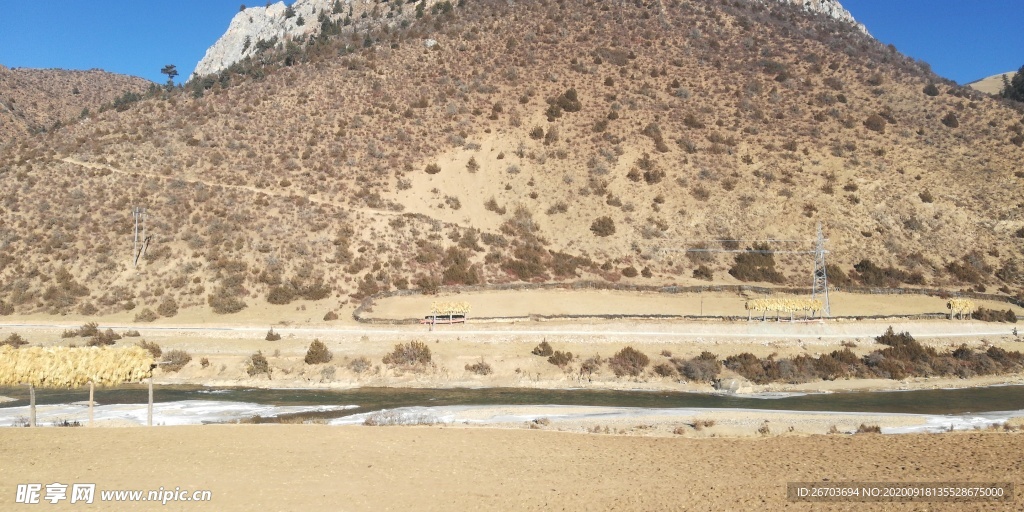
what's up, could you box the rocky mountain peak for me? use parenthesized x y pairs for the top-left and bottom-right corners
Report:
(193, 0), (867, 78)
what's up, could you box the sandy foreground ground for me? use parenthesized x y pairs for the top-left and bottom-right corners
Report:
(0, 425), (1022, 511)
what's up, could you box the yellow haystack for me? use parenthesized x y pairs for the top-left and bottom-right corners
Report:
(430, 301), (471, 315)
(946, 298), (975, 313)
(946, 298), (975, 319)
(745, 298), (824, 313)
(0, 346), (153, 388)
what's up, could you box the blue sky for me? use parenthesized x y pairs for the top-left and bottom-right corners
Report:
(0, 1), (1021, 85)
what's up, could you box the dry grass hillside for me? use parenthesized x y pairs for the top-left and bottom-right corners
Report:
(968, 71), (1015, 96)
(0, 65), (153, 142)
(1, 0), (1023, 319)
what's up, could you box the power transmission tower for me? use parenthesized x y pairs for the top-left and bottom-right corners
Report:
(811, 222), (830, 317)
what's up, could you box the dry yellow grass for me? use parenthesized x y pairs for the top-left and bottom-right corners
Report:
(0, 345), (152, 387)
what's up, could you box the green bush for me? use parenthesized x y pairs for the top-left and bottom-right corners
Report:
(304, 339), (333, 364)
(608, 346), (650, 377)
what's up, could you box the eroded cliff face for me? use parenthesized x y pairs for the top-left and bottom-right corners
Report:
(778, 0), (867, 33)
(193, 0), (867, 78)
(193, 0), (331, 78)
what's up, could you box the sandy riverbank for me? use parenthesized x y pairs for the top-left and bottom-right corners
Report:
(2, 316), (1023, 394)
(0, 425), (1020, 511)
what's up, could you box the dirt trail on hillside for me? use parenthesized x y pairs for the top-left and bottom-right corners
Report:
(61, 157), (402, 218)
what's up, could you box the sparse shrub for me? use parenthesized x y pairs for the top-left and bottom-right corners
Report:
(137, 340), (162, 358)
(484, 197), (507, 215)
(729, 243), (784, 283)
(653, 363), (677, 378)
(590, 216), (615, 237)
(465, 359), (493, 375)
(348, 356), (372, 374)
(265, 328), (282, 341)
(304, 339), (333, 364)
(621, 266), (638, 278)
(856, 423), (882, 434)
(424, 163), (441, 174)
(200, 357), (210, 368)
(532, 341), (554, 356)
(973, 308), (1017, 323)
(383, 341), (432, 367)
(673, 352), (721, 382)
(323, 311), (339, 321)
(86, 328), (120, 347)
(157, 297), (178, 317)
(757, 423), (771, 435)
(163, 349), (192, 372)
(864, 114), (886, 133)
(692, 419), (716, 431)
(133, 308), (159, 323)
(78, 322), (99, 337)
(919, 190), (934, 203)
(941, 112), (959, 128)
(1, 333), (27, 348)
(247, 351), (271, 377)
(548, 350), (574, 367)
(123, 330), (141, 337)
(692, 265), (713, 281)
(923, 83), (940, 97)
(580, 355), (604, 376)
(608, 346), (650, 377)
(320, 366), (336, 381)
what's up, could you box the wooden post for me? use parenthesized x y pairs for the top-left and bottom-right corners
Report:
(28, 384), (36, 428)
(147, 377), (153, 427)
(88, 381), (94, 427)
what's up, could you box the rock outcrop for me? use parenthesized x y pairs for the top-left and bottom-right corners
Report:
(193, 0), (329, 78)
(778, 0), (867, 34)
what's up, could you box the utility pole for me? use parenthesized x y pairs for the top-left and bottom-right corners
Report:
(132, 207), (146, 268)
(811, 222), (831, 317)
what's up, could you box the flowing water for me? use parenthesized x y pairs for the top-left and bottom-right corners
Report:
(3, 384), (1024, 423)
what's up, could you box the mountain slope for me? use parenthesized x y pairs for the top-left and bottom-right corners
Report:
(0, 66), (153, 144)
(967, 71), (1015, 95)
(1, 0), (1022, 318)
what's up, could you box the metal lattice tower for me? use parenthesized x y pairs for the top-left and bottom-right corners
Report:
(811, 222), (830, 317)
